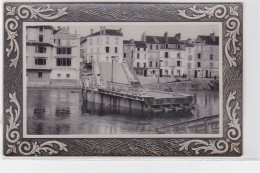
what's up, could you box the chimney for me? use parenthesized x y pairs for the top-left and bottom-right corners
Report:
(210, 32), (215, 42)
(100, 26), (103, 34)
(103, 26), (106, 34)
(164, 32), (168, 40)
(141, 31), (146, 42)
(90, 28), (93, 34)
(175, 33), (181, 41)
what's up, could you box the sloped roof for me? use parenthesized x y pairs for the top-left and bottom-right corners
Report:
(134, 41), (147, 48)
(196, 35), (219, 45)
(26, 42), (54, 47)
(26, 26), (54, 30)
(80, 36), (88, 44)
(88, 29), (123, 37)
(145, 35), (183, 45)
(181, 40), (194, 47)
(53, 27), (64, 35)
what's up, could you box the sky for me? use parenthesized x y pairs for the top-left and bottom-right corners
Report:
(56, 23), (220, 41)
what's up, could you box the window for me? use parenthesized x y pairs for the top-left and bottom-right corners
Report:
(137, 53), (140, 59)
(35, 58), (46, 65)
(197, 62), (201, 67)
(144, 48), (146, 51)
(124, 53), (126, 58)
(137, 48), (140, 51)
(38, 72), (42, 78)
(39, 35), (43, 42)
(177, 61), (181, 67)
(106, 37), (109, 44)
(165, 60), (168, 67)
(210, 46), (213, 52)
(131, 50), (133, 58)
(188, 55), (192, 60)
(188, 47), (191, 53)
(56, 58), (71, 66)
(97, 47), (99, 53)
(188, 63), (191, 69)
(89, 39), (92, 45)
(156, 45), (159, 50)
(39, 26), (43, 32)
(201, 46), (203, 51)
(115, 47), (118, 53)
(149, 61), (152, 67)
(171, 71), (174, 75)
(210, 54), (213, 60)
(150, 45), (153, 50)
(165, 44), (168, 48)
(54, 39), (56, 43)
(137, 62), (140, 67)
(106, 47), (109, 53)
(35, 46), (46, 53)
(66, 74), (70, 78)
(210, 62), (214, 68)
(198, 53), (201, 59)
(144, 54), (146, 59)
(177, 45), (180, 49)
(58, 39), (60, 45)
(115, 38), (119, 45)
(143, 63), (146, 67)
(156, 61), (158, 67)
(165, 52), (168, 58)
(57, 74), (61, 78)
(177, 53), (181, 58)
(57, 48), (71, 54)
(177, 70), (180, 75)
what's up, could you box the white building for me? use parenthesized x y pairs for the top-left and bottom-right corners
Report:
(193, 33), (219, 78)
(26, 25), (81, 86)
(85, 26), (123, 63)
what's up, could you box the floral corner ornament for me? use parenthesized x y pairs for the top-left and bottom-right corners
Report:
(5, 4), (68, 68)
(178, 91), (241, 156)
(5, 92), (68, 156)
(177, 5), (241, 68)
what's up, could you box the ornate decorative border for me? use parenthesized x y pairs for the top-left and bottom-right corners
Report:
(3, 3), (242, 156)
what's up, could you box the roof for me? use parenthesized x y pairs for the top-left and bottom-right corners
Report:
(145, 35), (183, 45)
(195, 35), (219, 45)
(26, 26), (54, 30)
(53, 27), (64, 35)
(26, 42), (54, 47)
(134, 41), (147, 48)
(181, 40), (194, 47)
(80, 36), (88, 44)
(88, 29), (123, 37)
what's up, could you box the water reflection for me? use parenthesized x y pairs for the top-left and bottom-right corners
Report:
(27, 88), (219, 135)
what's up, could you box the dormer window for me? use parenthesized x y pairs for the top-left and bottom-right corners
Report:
(165, 44), (168, 49)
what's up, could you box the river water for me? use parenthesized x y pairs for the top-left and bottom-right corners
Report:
(27, 88), (219, 135)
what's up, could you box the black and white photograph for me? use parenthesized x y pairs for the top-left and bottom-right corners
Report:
(25, 23), (222, 137)
(3, 2), (243, 157)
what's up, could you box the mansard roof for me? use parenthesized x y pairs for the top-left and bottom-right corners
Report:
(134, 41), (147, 48)
(145, 35), (183, 45)
(88, 29), (123, 37)
(196, 35), (219, 45)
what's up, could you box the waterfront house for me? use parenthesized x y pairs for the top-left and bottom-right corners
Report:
(26, 25), (81, 86)
(193, 33), (219, 78)
(85, 26), (123, 63)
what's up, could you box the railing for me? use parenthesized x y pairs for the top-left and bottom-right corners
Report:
(106, 81), (144, 96)
(156, 114), (219, 134)
(123, 61), (143, 87)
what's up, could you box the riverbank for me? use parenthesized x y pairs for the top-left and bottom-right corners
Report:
(139, 76), (218, 90)
(27, 84), (82, 89)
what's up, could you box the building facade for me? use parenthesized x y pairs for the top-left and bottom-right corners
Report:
(192, 33), (219, 78)
(26, 25), (80, 86)
(84, 26), (123, 63)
